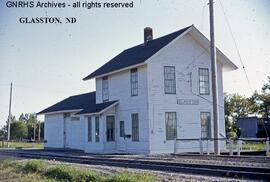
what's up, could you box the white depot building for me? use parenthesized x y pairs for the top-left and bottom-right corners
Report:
(38, 25), (237, 154)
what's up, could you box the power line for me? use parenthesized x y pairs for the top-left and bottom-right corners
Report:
(199, 0), (207, 31)
(218, 0), (253, 93)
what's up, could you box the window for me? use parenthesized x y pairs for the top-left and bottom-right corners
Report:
(106, 116), (115, 141)
(95, 117), (100, 142)
(88, 117), (92, 142)
(102, 76), (109, 102)
(165, 112), (177, 140)
(120, 121), (125, 137)
(164, 66), (176, 94)
(201, 112), (211, 138)
(199, 68), (210, 95)
(132, 113), (139, 141)
(130, 68), (138, 96)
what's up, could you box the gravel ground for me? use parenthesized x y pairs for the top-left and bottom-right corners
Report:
(0, 154), (21, 161)
(109, 154), (270, 168)
(62, 152), (270, 168)
(43, 159), (250, 182)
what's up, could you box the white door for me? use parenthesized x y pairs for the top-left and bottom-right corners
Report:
(118, 120), (126, 152)
(66, 117), (84, 150)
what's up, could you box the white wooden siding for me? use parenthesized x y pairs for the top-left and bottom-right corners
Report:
(147, 33), (226, 153)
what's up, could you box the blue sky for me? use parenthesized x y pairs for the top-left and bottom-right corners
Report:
(0, 0), (269, 126)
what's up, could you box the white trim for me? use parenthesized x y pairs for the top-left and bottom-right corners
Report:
(38, 109), (82, 115)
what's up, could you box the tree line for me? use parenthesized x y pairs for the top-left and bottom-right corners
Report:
(0, 113), (44, 141)
(225, 76), (270, 138)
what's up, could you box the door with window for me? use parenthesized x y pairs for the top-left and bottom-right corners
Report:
(105, 116), (116, 151)
(118, 121), (126, 151)
(106, 116), (115, 142)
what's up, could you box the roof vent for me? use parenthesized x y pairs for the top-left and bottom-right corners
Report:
(144, 27), (153, 44)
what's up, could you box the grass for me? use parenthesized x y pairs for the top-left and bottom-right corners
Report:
(241, 142), (266, 151)
(226, 141), (270, 155)
(0, 160), (54, 182)
(226, 141), (267, 150)
(0, 141), (44, 149)
(0, 160), (155, 182)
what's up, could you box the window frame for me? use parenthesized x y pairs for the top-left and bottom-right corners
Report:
(130, 68), (138, 96)
(102, 76), (109, 102)
(164, 66), (176, 94)
(95, 116), (100, 142)
(165, 112), (177, 140)
(200, 112), (211, 139)
(131, 113), (139, 141)
(106, 116), (115, 142)
(199, 68), (210, 95)
(87, 117), (92, 142)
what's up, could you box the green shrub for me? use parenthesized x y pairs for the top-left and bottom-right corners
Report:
(45, 165), (80, 181)
(1, 160), (156, 182)
(1, 160), (14, 168)
(106, 172), (155, 182)
(78, 169), (102, 182)
(45, 165), (102, 182)
(23, 160), (48, 173)
(1, 160), (21, 169)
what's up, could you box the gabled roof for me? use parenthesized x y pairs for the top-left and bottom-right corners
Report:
(37, 92), (118, 115)
(83, 26), (192, 80)
(83, 25), (238, 80)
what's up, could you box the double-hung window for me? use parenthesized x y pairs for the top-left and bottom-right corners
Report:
(95, 117), (100, 142)
(131, 113), (139, 141)
(200, 112), (211, 138)
(164, 66), (176, 94)
(130, 68), (138, 96)
(102, 76), (109, 102)
(199, 68), (210, 95)
(165, 112), (177, 140)
(88, 117), (92, 142)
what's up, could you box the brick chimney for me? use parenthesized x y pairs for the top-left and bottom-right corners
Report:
(144, 27), (153, 43)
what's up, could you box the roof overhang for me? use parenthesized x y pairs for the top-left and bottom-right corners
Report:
(77, 101), (119, 116)
(37, 109), (82, 116)
(87, 63), (146, 80)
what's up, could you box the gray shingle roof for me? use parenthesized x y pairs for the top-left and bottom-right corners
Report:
(38, 92), (117, 115)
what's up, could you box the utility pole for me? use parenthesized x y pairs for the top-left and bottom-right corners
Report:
(33, 115), (36, 142)
(38, 120), (41, 142)
(209, 0), (220, 155)
(7, 82), (13, 144)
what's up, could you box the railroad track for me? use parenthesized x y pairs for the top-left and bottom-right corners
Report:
(1, 150), (270, 180)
